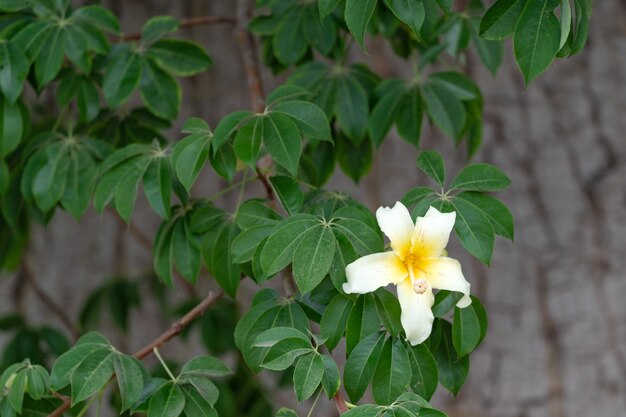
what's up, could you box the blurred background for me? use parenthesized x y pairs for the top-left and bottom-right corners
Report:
(1, 1), (625, 417)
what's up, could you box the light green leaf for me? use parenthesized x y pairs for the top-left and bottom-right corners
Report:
(114, 354), (144, 412)
(253, 327), (310, 348)
(171, 132), (210, 193)
(343, 332), (385, 402)
(262, 340), (312, 371)
(263, 113), (302, 175)
(8, 370), (26, 413)
(570, 0), (591, 56)
(449, 163), (511, 191)
(140, 59), (181, 120)
(293, 352), (324, 402)
(559, 0), (572, 50)
(50, 344), (105, 390)
(233, 116), (263, 167)
(181, 356), (232, 378)
(293, 225), (335, 294)
(211, 111), (253, 154)
(344, 0), (377, 46)
(513, 0), (561, 85)
(147, 39), (212, 76)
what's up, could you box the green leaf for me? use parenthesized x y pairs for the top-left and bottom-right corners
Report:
(190, 204), (224, 233)
(231, 224), (274, 263)
(455, 191), (514, 240)
(76, 78), (100, 122)
(320, 294), (353, 350)
(26, 366), (49, 400)
(570, 0), (591, 56)
(368, 80), (406, 146)
(60, 147), (96, 219)
(148, 382), (185, 417)
(336, 134), (373, 183)
(269, 175), (303, 215)
(141, 16), (179, 45)
(480, 0), (526, 40)
(0, 159), (8, 196)
(422, 81), (466, 139)
(153, 219), (174, 286)
(260, 214), (317, 276)
(396, 86), (423, 146)
(293, 352), (324, 402)
(432, 290), (462, 317)
(344, 0), (377, 46)
(449, 197), (494, 265)
(140, 59), (181, 120)
(143, 157), (171, 219)
(73, 5), (121, 34)
(320, 354), (341, 398)
(429, 72), (478, 101)
(234, 296), (280, 350)
(346, 294), (380, 355)
(71, 348), (115, 403)
(103, 45), (142, 107)
(205, 222), (241, 296)
(416, 151), (445, 188)
(13, 21), (53, 62)
(449, 163), (511, 191)
(62, 25), (90, 73)
(329, 231), (358, 293)
(0, 97), (23, 157)
(263, 113), (302, 175)
(452, 304), (481, 357)
(384, 0), (426, 38)
(212, 111), (253, 154)
(34, 27), (64, 87)
(50, 343), (105, 390)
(0, 41), (29, 103)
(273, 9), (308, 65)
(406, 344), (438, 400)
(470, 295), (489, 344)
(182, 385), (217, 417)
(209, 140), (236, 181)
(558, 0), (572, 51)
(262, 339), (312, 371)
(374, 288), (402, 337)
(113, 155), (151, 222)
(432, 320), (469, 395)
(171, 131), (211, 193)
(179, 375), (218, 407)
(172, 219), (201, 283)
(331, 206), (383, 256)
(319, 0), (342, 19)
(372, 338), (411, 405)
(343, 332), (385, 402)
(8, 370), (26, 413)
(181, 356), (232, 378)
(114, 354), (144, 412)
(335, 75), (369, 143)
(235, 200), (280, 229)
(147, 39), (212, 76)
(470, 17), (503, 75)
(32, 143), (70, 212)
(233, 116), (263, 167)
(272, 100), (332, 141)
(293, 225), (335, 294)
(514, 0), (561, 85)
(253, 327), (310, 348)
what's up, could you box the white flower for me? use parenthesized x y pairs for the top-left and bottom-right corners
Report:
(343, 202), (471, 345)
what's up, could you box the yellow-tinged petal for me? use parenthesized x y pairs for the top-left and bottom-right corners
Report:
(376, 201), (414, 259)
(397, 279), (435, 345)
(422, 256), (472, 308)
(412, 206), (456, 258)
(343, 252), (408, 294)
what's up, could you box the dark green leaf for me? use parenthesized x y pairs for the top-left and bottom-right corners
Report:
(148, 382), (185, 417)
(143, 157), (171, 219)
(114, 354), (144, 412)
(452, 303), (481, 357)
(272, 100), (332, 141)
(346, 294), (380, 355)
(396, 86), (423, 146)
(103, 45), (142, 107)
(455, 191), (514, 240)
(141, 16), (179, 45)
(432, 320), (469, 395)
(449, 197), (494, 265)
(422, 81), (466, 139)
(293, 225), (335, 294)
(233, 116), (263, 167)
(384, 0), (426, 37)
(344, 0), (377, 46)
(480, 0), (526, 40)
(293, 352), (324, 401)
(171, 132), (211, 193)
(0, 97), (24, 158)
(147, 39), (212, 76)
(374, 288), (402, 337)
(406, 344), (438, 400)
(269, 175), (303, 215)
(320, 354), (341, 398)
(320, 294), (353, 351)
(449, 163), (511, 191)
(372, 338), (411, 404)
(34, 27), (63, 87)
(71, 348), (115, 403)
(416, 151), (445, 188)
(181, 356), (232, 378)
(0, 41), (29, 103)
(260, 214), (317, 276)
(343, 332), (385, 402)
(140, 59), (181, 120)
(319, 0), (342, 19)
(335, 75), (369, 143)
(264, 113), (302, 175)
(73, 5), (121, 34)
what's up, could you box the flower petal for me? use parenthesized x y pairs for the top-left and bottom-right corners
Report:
(376, 201), (414, 258)
(422, 256), (472, 308)
(397, 279), (435, 345)
(343, 252), (408, 294)
(412, 206), (456, 258)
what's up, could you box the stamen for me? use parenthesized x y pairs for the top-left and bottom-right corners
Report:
(413, 278), (429, 295)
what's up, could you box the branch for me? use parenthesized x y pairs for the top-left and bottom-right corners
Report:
(234, 0), (265, 113)
(47, 290), (224, 417)
(20, 261), (81, 340)
(118, 15), (236, 42)
(333, 391), (349, 414)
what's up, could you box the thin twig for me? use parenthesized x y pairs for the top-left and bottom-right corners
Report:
(20, 260), (81, 340)
(47, 290), (224, 417)
(118, 15), (236, 42)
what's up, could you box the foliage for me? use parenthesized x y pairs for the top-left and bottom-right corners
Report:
(0, 0), (592, 416)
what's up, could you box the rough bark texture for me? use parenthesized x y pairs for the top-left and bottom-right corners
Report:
(1, 1), (625, 416)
